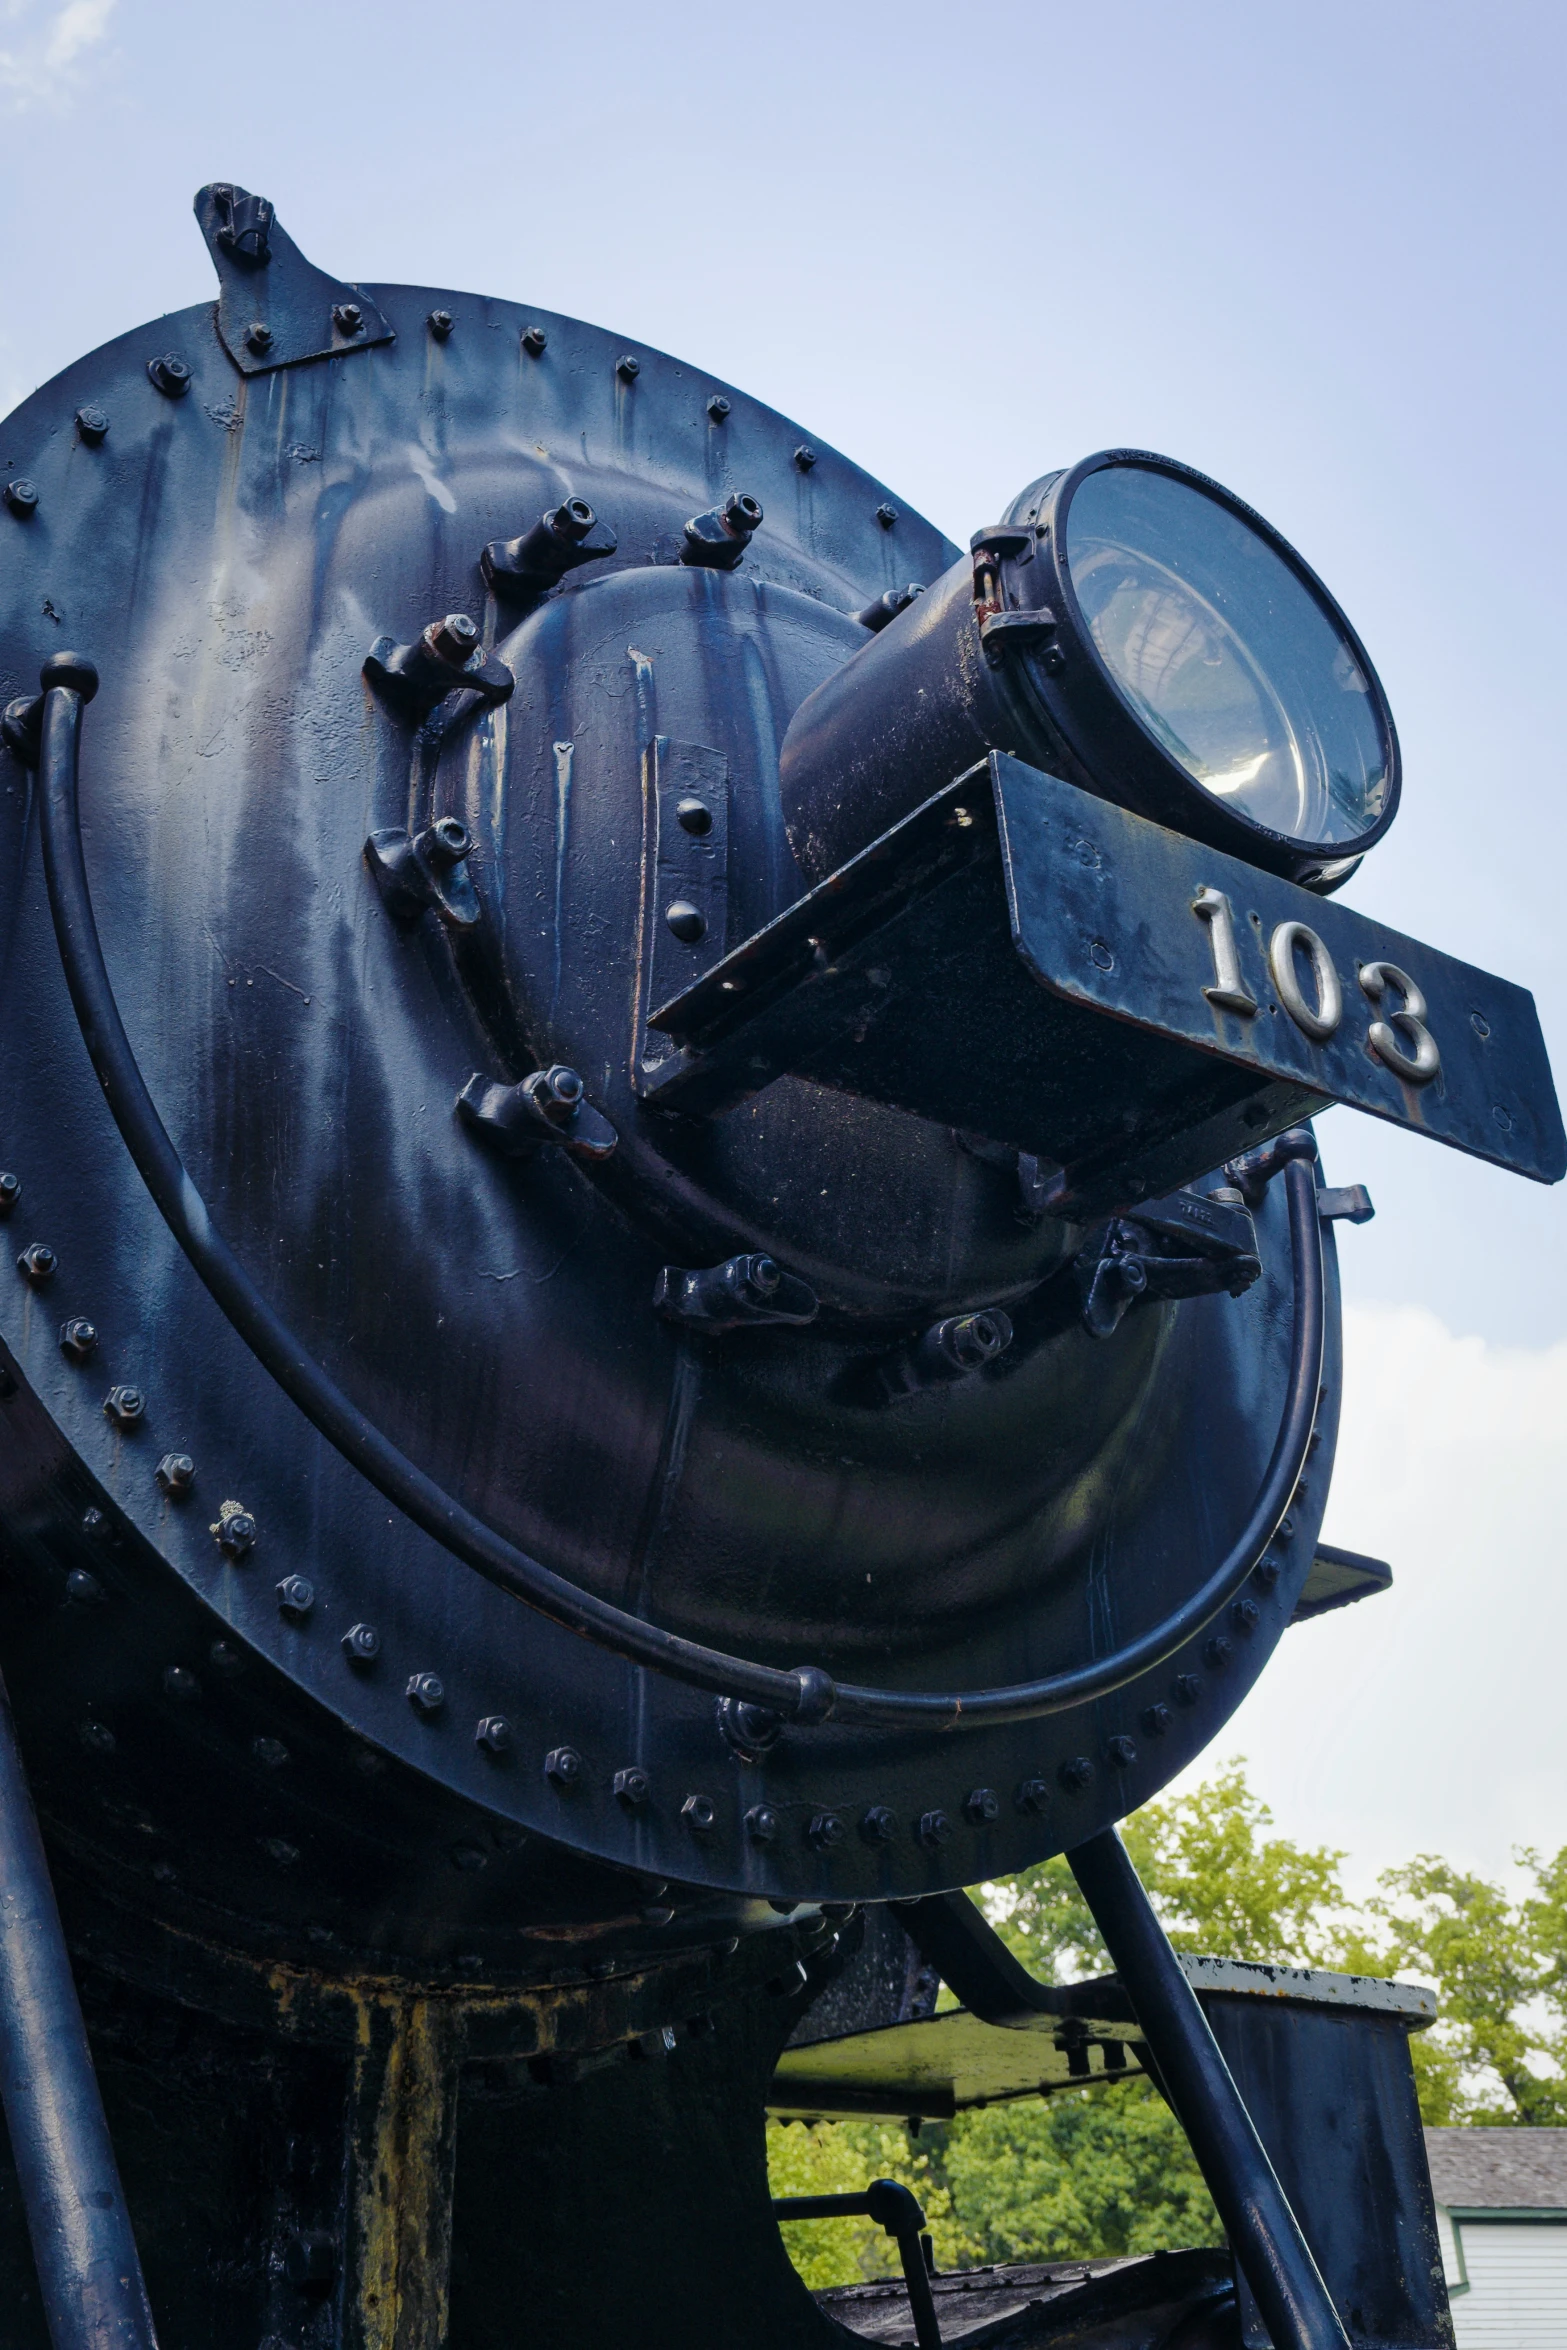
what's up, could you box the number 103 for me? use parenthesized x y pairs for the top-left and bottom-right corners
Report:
(1191, 886), (1440, 1086)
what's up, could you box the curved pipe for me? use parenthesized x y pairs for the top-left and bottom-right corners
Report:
(34, 660), (1323, 1733)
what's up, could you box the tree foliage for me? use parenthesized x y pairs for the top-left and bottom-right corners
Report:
(768, 1761), (1567, 2287)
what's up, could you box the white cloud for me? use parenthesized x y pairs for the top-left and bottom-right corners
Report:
(1181, 1304), (1567, 1892)
(0, 0), (114, 105)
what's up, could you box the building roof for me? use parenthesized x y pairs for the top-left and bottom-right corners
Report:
(1425, 2129), (1567, 2211)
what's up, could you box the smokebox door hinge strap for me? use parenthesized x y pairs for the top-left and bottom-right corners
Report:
(194, 181), (394, 376)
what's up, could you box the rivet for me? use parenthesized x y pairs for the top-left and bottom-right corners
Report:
(1106, 1735), (1137, 1769)
(916, 1809), (952, 1848)
(18, 1242), (56, 1284)
(683, 1793), (719, 1835)
(1173, 1672), (1203, 1706)
(963, 1787), (1000, 1825)
(614, 1766), (650, 1808)
(60, 1318), (98, 1362)
(276, 1574), (314, 1620)
(260, 1837), (298, 1868)
(522, 325), (548, 355)
(103, 1385), (145, 1428)
(876, 503), (897, 528)
(428, 309), (454, 340)
(1231, 1597), (1261, 1634)
(252, 1736), (288, 1769)
(151, 1861), (176, 1884)
(75, 407), (109, 445)
(82, 1506), (108, 1540)
(745, 1804), (779, 1844)
(162, 1665), (200, 1702)
(342, 1621), (380, 1663)
(0, 1173), (19, 1216)
(65, 1568), (103, 1605)
(332, 302), (364, 336)
(147, 354), (191, 398)
(476, 1715), (513, 1755)
(1058, 1756), (1092, 1792)
(544, 1743), (581, 1787)
(859, 1805), (898, 1845)
(209, 1639), (245, 1676)
(80, 1720), (115, 1754)
(806, 1809), (845, 1850)
(214, 1508), (257, 1557)
(616, 353), (640, 379)
(1141, 1702), (1172, 1737)
(794, 445), (817, 471)
(4, 479), (38, 518)
(665, 899), (706, 944)
(155, 1452), (195, 1496)
(1016, 1777), (1051, 1816)
(1204, 1635), (1234, 1670)
(450, 1842), (489, 1873)
(245, 321), (273, 354)
(407, 1672), (446, 1714)
(706, 394), (731, 422)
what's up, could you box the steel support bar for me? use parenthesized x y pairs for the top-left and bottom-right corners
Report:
(773, 2183), (941, 2350)
(1067, 1829), (1349, 2350)
(0, 1664), (158, 2348)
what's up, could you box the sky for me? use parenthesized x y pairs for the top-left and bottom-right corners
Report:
(1, 0), (1563, 1893)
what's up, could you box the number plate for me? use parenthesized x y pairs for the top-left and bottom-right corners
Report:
(993, 753), (1565, 1186)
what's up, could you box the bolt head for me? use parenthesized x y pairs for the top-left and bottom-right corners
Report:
(60, 1318), (98, 1361)
(745, 1804), (779, 1844)
(616, 353), (641, 379)
(428, 309), (454, 340)
(407, 1672), (446, 1714)
(1141, 1702), (1172, 1737)
(793, 445), (817, 471)
(859, 1805), (898, 1845)
(539, 1064), (584, 1108)
(963, 1786), (1000, 1825)
(614, 1766), (650, 1807)
(916, 1808), (953, 1848)
(665, 899), (706, 944)
(342, 1621), (380, 1662)
(1231, 1597), (1261, 1633)
(683, 1793), (719, 1834)
(707, 394), (731, 420)
(103, 1385), (145, 1427)
(1106, 1734), (1137, 1769)
(1253, 1556), (1282, 1590)
(245, 321), (273, 353)
(148, 354), (190, 396)
(216, 1509), (257, 1557)
(476, 1715), (513, 1755)
(1173, 1672), (1203, 1706)
(0, 1173), (18, 1216)
(18, 1243), (56, 1283)
(522, 325), (548, 354)
(876, 503), (898, 529)
(428, 816), (472, 864)
(4, 479), (38, 517)
(1204, 1634), (1234, 1670)
(75, 407), (109, 444)
(1058, 1756), (1093, 1792)
(807, 1809), (845, 1850)
(1016, 1777), (1051, 1816)
(156, 1451), (195, 1495)
(333, 302), (364, 335)
(544, 1743), (582, 1788)
(276, 1574), (315, 1619)
(432, 612), (480, 664)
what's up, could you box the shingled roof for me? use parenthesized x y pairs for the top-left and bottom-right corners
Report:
(1425, 2129), (1567, 2210)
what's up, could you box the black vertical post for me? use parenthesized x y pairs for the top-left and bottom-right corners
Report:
(0, 1666), (158, 2349)
(1068, 1829), (1349, 2350)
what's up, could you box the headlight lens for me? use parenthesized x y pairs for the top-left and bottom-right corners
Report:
(1063, 462), (1392, 850)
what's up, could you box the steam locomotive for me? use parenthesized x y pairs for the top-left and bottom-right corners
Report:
(0, 183), (1556, 2350)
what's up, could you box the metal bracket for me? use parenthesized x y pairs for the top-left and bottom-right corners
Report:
(1317, 1184), (1374, 1225)
(653, 1253), (818, 1333)
(364, 820), (479, 931)
(364, 615), (514, 727)
(1075, 1188), (1262, 1341)
(193, 182), (394, 375)
(481, 499), (618, 603)
(1, 694), (42, 769)
(636, 739), (730, 1088)
(457, 1066), (618, 1164)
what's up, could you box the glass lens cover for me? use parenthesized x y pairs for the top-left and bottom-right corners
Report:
(1064, 464), (1390, 845)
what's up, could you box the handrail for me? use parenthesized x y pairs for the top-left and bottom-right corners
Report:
(31, 654), (1324, 1733)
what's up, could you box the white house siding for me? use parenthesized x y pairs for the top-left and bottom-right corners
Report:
(1447, 2220), (1567, 2350)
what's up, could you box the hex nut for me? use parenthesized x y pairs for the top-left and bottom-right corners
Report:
(476, 1715), (513, 1755)
(859, 1805), (898, 1845)
(1231, 1597), (1261, 1634)
(1141, 1702), (1173, 1737)
(963, 1787), (1000, 1825)
(544, 1744), (582, 1788)
(428, 309), (454, 340)
(1204, 1634), (1234, 1670)
(682, 1794), (718, 1835)
(60, 1318), (98, 1362)
(332, 302), (363, 336)
(614, 1766), (650, 1808)
(522, 325), (547, 354)
(1253, 1556), (1282, 1590)
(806, 1810), (845, 1850)
(147, 354), (190, 398)
(103, 1385), (145, 1428)
(706, 394), (731, 421)
(215, 1509), (257, 1557)
(876, 503), (897, 528)
(1058, 1756), (1093, 1792)
(245, 321), (273, 352)
(616, 352), (640, 379)
(0, 1173), (19, 1216)
(18, 1243), (56, 1284)
(793, 445), (817, 470)
(1105, 1735), (1137, 1770)
(155, 1452), (195, 1495)
(1016, 1777), (1051, 1816)
(276, 1574), (315, 1620)
(342, 1621), (380, 1663)
(916, 1809), (953, 1848)
(74, 408), (109, 445)
(745, 1804), (779, 1844)
(4, 479), (39, 517)
(407, 1672), (446, 1714)
(1173, 1672), (1203, 1706)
